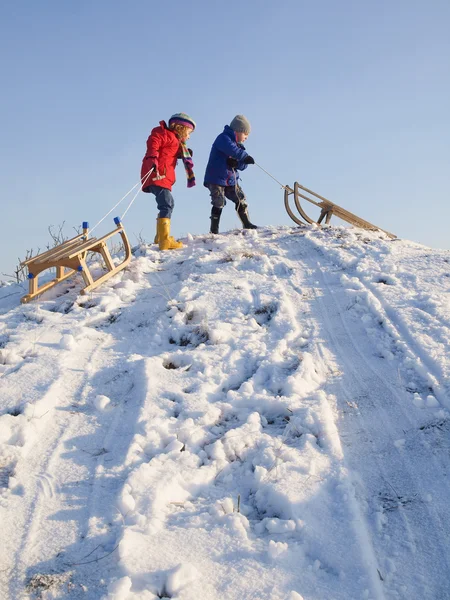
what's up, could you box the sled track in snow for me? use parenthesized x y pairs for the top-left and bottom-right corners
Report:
(307, 231), (450, 405)
(1, 321), (146, 599)
(348, 276), (450, 407)
(3, 338), (104, 599)
(297, 236), (450, 599)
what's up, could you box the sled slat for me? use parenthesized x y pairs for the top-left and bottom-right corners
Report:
(284, 182), (396, 239)
(21, 219), (131, 303)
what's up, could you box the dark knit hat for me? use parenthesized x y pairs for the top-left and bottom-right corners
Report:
(230, 114), (251, 134)
(169, 113), (196, 130)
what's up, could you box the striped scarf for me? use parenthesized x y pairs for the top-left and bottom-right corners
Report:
(180, 141), (196, 188)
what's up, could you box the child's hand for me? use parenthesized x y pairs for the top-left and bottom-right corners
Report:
(149, 157), (159, 173)
(226, 157), (239, 168)
(243, 155), (255, 165)
(151, 160), (166, 181)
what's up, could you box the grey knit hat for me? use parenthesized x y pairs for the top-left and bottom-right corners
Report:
(230, 114), (251, 134)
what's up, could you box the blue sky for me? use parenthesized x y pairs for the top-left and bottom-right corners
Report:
(1, 0), (449, 277)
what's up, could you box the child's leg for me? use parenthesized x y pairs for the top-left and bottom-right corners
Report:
(208, 184), (227, 210)
(224, 184), (257, 229)
(148, 185), (182, 249)
(207, 185), (226, 234)
(224, 184), (247, 211)
(149, 185), (175, 218)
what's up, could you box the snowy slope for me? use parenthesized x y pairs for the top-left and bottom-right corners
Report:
(0, 224), (450, 600)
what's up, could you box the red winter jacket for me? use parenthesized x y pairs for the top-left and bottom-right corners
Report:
(141, 121), (181, 191)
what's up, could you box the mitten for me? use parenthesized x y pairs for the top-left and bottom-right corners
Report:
(243, 155), (255, 165)
(227, 157), (239, 168)
(148, 156), (159, 172)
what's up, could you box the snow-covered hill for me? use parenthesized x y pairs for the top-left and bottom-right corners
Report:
(1, 224), (450, 600)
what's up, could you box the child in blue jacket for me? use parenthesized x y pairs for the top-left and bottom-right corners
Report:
(204, 115), (257, 234)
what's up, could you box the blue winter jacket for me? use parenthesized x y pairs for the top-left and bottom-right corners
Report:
(203, 125), (249, 187)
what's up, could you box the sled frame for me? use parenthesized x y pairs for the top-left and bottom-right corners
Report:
(20, 218), (132, 303)
(284, 182), (396, 239)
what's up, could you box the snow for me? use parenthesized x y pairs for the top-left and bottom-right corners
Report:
(1, 223), (450, 599)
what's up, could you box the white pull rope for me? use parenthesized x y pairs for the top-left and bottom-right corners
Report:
(89, 168), (153, 236)
(121, 168), (154, 220)
(254, 162), (288, 190)
(89, 181), (140, 236)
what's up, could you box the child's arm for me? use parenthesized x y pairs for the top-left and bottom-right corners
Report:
(214, 134), (248, 162)
(236, 155), (254, 171)
(146, 129), (165, 170)
(236, 159), (248, 172)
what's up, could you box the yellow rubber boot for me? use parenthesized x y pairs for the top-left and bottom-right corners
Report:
(157, 218), (183, 251)
(154, 219), (159, 244)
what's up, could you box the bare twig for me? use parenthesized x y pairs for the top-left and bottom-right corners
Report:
(63, 543), (119, 567)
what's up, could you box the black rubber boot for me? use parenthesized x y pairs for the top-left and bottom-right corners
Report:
(237, 205), (258, 229)
(210, 206), (222, 234)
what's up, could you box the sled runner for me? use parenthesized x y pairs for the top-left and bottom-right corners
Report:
(20, 217), (131, 303)
(284, 182), (396, 239)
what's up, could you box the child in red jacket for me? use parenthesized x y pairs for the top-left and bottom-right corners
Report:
(141, 113), (196, 250)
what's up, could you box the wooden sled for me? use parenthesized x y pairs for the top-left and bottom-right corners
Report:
(284, 182), (396, 239)
(20, 217), (132, 304)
